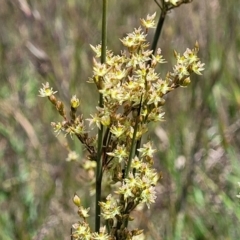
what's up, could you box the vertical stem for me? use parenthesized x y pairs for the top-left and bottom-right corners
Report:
(95, 0), (108, 233)
(101, 0), (108, 65)
(71, 227), (73, 240)
(125, 120), (138, 178)
(151, 5), (167, 54)
(125, 96), (142, 179)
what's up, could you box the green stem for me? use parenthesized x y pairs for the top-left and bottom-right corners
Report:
(125, 96), (142, 179)
(125, 119), (138, 179)
(95, 0), (108, 232)
(101, 0), (108, 64)
(151, 2), (167, 54)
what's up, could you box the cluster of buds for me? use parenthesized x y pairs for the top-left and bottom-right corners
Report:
(39, 83), (96, 157)
(72, 194), (112, 240)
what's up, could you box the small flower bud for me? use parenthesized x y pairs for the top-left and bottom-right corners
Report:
(48, 94), (57, 105)
(194, 41), (199, 52)
(128, 215), (135, 221)
(101, 115), (111, 126)
(73, 193), (81, 207)
(71, 95), (80, 109)
(158, 98), (165, 107)
(56, 101), (66, 117)
(132, 108), (139, 118)
(131, 229), (144, 236)
(98, 78), (104, 90)
(181, 77), (191, 86)
(173, 50), (178, 59)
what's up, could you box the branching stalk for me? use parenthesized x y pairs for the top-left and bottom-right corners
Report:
(39, 3), (205, 238)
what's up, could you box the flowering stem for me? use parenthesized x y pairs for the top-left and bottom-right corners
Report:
(134, 2), (167, 165)
(95, 0), (108, 232)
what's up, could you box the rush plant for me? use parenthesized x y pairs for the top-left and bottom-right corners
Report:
(39, 1), (204, 239)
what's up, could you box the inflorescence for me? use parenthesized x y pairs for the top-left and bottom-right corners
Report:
(39, 13), (204, 240)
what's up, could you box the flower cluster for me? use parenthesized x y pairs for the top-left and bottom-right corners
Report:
(88, 28), (204, 148)
(86, 13), (203, 239)
(171, 45), (205, 86)
(39, 12), (204, 240)
(94, 144), (159, 238)
(72, 194), (112, 240)
(39, 83), (96, 157)
(116, 156), (159, 209)
(99, 194), (121, 220)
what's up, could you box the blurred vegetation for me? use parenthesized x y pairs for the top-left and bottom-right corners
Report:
(0, 0), (240, 239)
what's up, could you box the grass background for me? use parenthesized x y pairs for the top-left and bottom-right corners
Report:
(0, 0), (240, 239)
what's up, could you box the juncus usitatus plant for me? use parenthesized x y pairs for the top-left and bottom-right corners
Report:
(39, 2), (204, 239)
